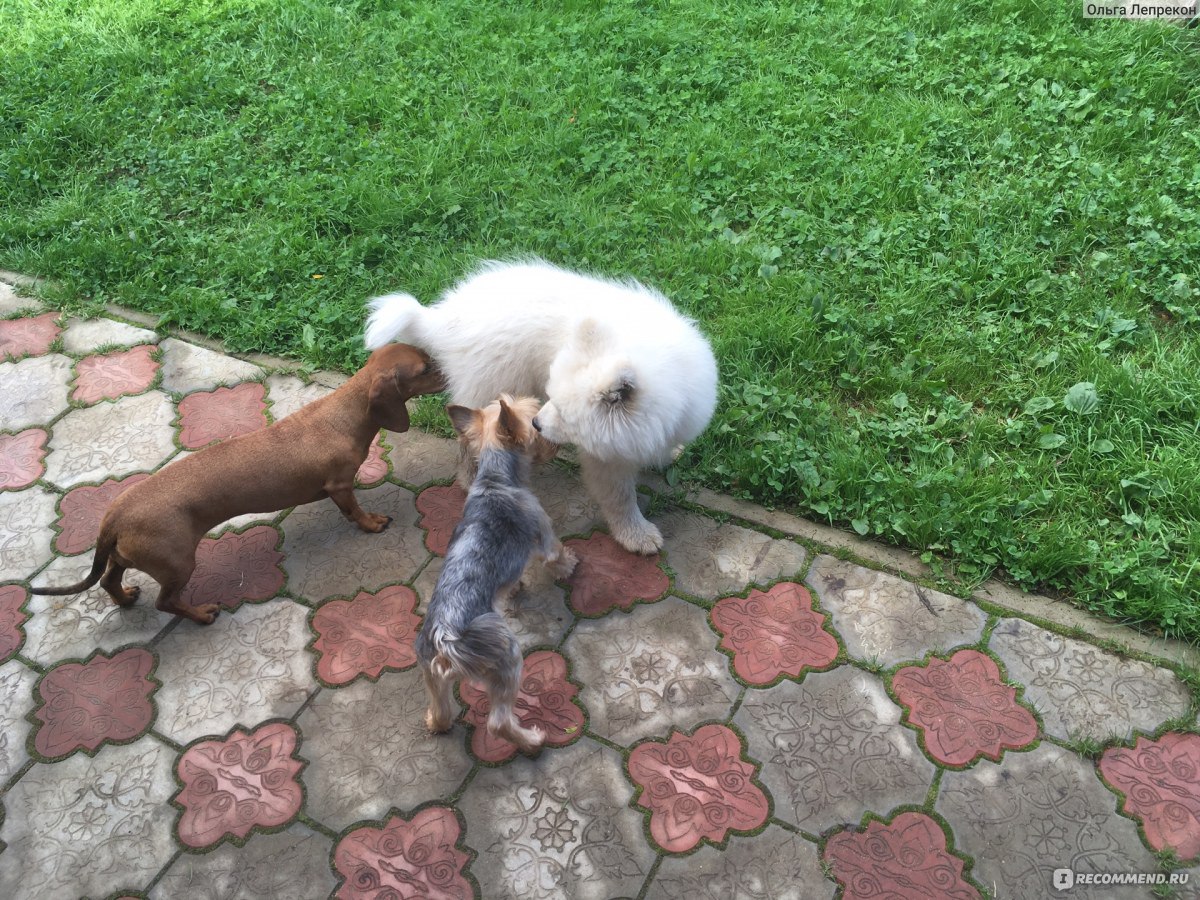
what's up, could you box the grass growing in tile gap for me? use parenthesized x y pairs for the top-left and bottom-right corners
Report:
(3, 0), (1199, 638)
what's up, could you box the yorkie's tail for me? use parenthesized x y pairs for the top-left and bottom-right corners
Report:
(364, 291), (428, 350)
(427, 613), (521, 681)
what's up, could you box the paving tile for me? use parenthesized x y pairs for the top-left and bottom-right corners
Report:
(158, 337), (263, 394)
(457, 737), (655, 899)
(31, 647), (157, 759)
(0, 281), (41, 316)
(564, 595), (738, 746)
(415, 484), (464, 554)
(0, 737), (177, 900)
(174, 721), (305, 849)
(295, 667), (472, 832)
(0, 584), (29, 663)
(178, 524), (285, 614)
(0, 354), (73, 430)
(734, 666), (936, 833)
(150, 823), (336, 900)
(659, 509), (807, 599)
(564, 531), (670, 616)
(937, 742), (1158, 899)
(628, 723), (769, 853)
(0, 485), (57, 579)
(60, 317), (157, 354)
(892, 649), (1038, 767)
(1100, 732), (1200, 862)
(711, 581), (839, 685)
(264, 374), (334, 421)
(386, 428), (460, 487)
(531, 467), (607, 536)
(0, 659), (37, 783)
(824, 811), (979, 900)
(355, 433), (388, 486)
(178, 381), (269, 449)
(0, 311), (60, 361)
(460, 649), (584, 762)
(0, 427), (47, 490)
(646, 824), (833, 900)
(53, 472), (151, 554)
(43, 389), (176, 488)
(71, 344), (159, 404)
(281, 482), (425, 601)
(806, 555), (987, 667)
(990, 617), (1191, 742)
(26, 556), (170, 665)
(310, 584), (421, 686)
(331, 807), (471, 899)
(154, 600), (315, 744)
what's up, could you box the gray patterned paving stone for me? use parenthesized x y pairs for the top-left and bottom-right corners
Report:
(734, 666), (936, 834)
(937, 742), (1158, 899)
(0, 281), (40, 316)
(990, 617), (1190, 743)
(0, 485), (57, 579)
(659, 509), (807, 599)
(26, 556), (171, 665)
(564, 595), (738, 746)
(0, 354), (72, 430)
(457, 737), (655, 900)
(386, 428), (460, 487)
(531, 467), (607, 536)
(149, 823), (337, 900)
(43, 390), (177, 489)
(60, 318), (157, 354)
(295, 667), (472, 832)
(0, 738), (177, 900)
(264, 374), (334, 422)
(0, 659), (37, 785)
(281, 481), (425, 601)
(646, 825), (834, 900)
(806, 555), (987, 667)
(159, 337), (262, 395)
(153, 600), (315, 744)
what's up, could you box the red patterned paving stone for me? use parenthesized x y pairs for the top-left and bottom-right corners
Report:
(0, 427), (47, 490)
(415, 484), (465, 555)
(0, 311), (60, 360)
(179, 524), (285, 612)
(0, 584), (29, 662)
(564, 531), (669, 616)
(174, 721), (305, 849)
(178, 381), (268, 449)
(1100, 732), (1200, 861)
(311, 585), (422, 685)
(354, 433), (388, 487)
(824, 811), (980, 900)
(54, 473), (151, 554)
(710, 581), (839, 685)
(32, 647), (157, 758)
(892, 649), (1039, 767)
(71, 344), (159, 404)
(627, 723), (769, 853)
(459, 649), (584, 762)
(333, 806), (471, 900)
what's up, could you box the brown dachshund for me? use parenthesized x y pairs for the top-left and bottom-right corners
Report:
(31, 344), (444, 624)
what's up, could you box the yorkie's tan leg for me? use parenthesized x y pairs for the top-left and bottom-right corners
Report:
(422, 664), (457, 734)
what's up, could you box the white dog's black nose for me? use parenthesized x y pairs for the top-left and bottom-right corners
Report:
(532, 417), (542, 433)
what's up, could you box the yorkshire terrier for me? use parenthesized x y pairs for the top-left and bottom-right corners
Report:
(415, 395), (578, 752)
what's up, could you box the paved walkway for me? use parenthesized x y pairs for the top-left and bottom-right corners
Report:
(0, 283), (1198, 899)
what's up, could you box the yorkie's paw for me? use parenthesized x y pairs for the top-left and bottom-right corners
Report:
(425, 708), (452, 734)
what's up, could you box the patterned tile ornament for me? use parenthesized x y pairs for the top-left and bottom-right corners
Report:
(0, 354), (73, 431)
(0, 428), (47, 490)
(310, 585), (422, 685)
(0, 584), (29, 662)
(415, 484), (465, 555)
(332, 807), (472, 899)
(177, 525), (285, 613)
(710, 582), (838, 685)
(54, 473), (150, 554)
(178, 382), (268, 449)
(892, 649), (1038, 766)
(0, 658), (38, 783)
(1100, 732), (1200, 861)
(824, 812), (980, 900)
(627, 723), (770, 853)
(42, 390), (176, 488)
(355, 433), (388, 486)
(0, 311), (60, 360)
(563, 531), (669, 616)
(174, 722), (305, 849)
(72, 345), (159, 404)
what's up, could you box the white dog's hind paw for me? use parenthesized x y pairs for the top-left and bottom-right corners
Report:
(612, 522), (664, 556)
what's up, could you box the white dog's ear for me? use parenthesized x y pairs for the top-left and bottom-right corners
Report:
(573, 318), (610, 354)
(601, 368), (637, 406)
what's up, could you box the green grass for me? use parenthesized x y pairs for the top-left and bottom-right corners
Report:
(2, 0), (1198, 639)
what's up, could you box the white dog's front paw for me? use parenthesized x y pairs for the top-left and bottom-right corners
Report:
(549, 545), (579, 579)
(612, 521), (663, 556)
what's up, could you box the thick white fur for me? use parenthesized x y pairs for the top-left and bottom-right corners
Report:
(364, 259), (718, 553)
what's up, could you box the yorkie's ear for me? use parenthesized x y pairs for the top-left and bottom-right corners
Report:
(496, 395), (521, 440)
(447, 405), (477, 437)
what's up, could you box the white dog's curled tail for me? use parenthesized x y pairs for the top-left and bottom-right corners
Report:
(364, 292), (427, 350)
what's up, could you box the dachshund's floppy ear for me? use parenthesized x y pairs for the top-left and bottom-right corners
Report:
(368, 370), (411, 433)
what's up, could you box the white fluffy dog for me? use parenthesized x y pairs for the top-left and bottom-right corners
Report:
(364, 259), (718, 554)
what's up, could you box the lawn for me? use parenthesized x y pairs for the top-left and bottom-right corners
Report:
(2, 0), (1198, 639)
